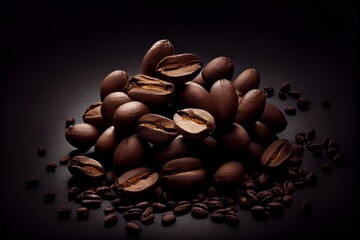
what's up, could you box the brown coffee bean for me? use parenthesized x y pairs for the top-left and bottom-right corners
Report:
(67, 186), (81, 200)
(224, 212), (239, 227)
(300, 200), (312, 216)
(283, 106), (297, 115)
(68, 156), (105, 178)
(135, 201), (150, 210)
(46, 162), (57, 172)
(236, 89), (267, 127)
(321, 163), (332, 172)
(140, 206), (154, 224)
(256, 191), (273, 205)
(256, 173), (270, 188)
(156, 53), (202, 84)
(205, 200), (224, 212)
(65, 118), (75, 128)
(142, 39), (175, 77)
(57, 205), (71, 220)
(104, 205), (116, 215)
(101, 92), (132, 125)
(123, 208), (143, 221)
(263, 86), (274, 97)
(238, 196), (252, 210)
(125, 221), (141, 236)
(261, 139), (291, 167)
(291, 143), (305, 157)
(282, 195), (293, 207)
(271, 186), (284, 197)
(37, 145), (46, 157)
(59, 155), (71, 165)
(327, 147), (337, 158)
(94, 126), (119, 157)
(81, 199), (102, 209)
(117, 205), (134, 214)
(151, 202), (167, 213)
(173, 108), (215, 140)
(278, 91), (287, 100)
(333, 154), (345, 166)
(287, 90), (300, 99)
(173, 202), (192, 216)
(248, 121), (278, 146)
(175, 82), (212, 112)
(191, 204), (209, 219)
(297, 98), (310, 111)
(250, 205), (269, 220)
(65, 123), (101, 149)
(267, 201), (284, 217)
(161, 213), (176, 226)
(77, 207), (89, 220)
(82, 102), (106, 126)
(201, 56), (234, 84)
(217, 123), (250, 153)
(212, 161), (245, 190)
(259, 103), (288, 134)
(104, 213), (118, 227)
(44, 191), (56, 202)
(233, 68), (260, 95)
(100, 70), (128, 101)
(283, 180), (295, 195)
(280, 81), (290, 93)
(124, 74), (174, 109)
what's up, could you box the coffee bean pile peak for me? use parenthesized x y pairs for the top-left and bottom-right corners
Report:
(28, 39), (345, 237)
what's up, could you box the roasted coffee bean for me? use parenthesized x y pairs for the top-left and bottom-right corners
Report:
(135, 201), (150, 210)
(142, 39), (175, 77)
(283, 106), (296, 115)
(104, 205), (116, 215)
(278, 91), (287, 100)
(271, 186), (284, 197)
(100, 70), (128, 101)
(256, 191), (273, 205)
(201, 56), (234, 84)
(26, 177), (39, 188)
(280, 81), (290, 93)
(112, 101), (150, 134)
(312, 149), (323, 158)
(38, 145), (46, 157)
(68, 156), (105, 178)
(283, 180), (295, 195)
(46, 162), (57, 172)
(191, 203), (209, 219)
(233, 68), (260, 95)
(224, 212), (239, 227)
(123, 208), (143, 221)
(210, 212), (225, 223)
(267, 201), (284, 217)
(327, 147), (337, 158)
(81, 199), (102, 209)
(304, 172), (317, 186)
(94, 126), (119, 157)
(140, 211), (155, 225)
(333, 154), (345, 166)
(306, 143), (322, 152)
(65, 123), (101, 150)
(77, 207), (89, 220)
(82, 102), (105, 126)
(217, 123), (250, 153)
(291, 143), (305, 157)
(109, 198), (122, 208)
(65, 118), (75, 128)
(328, 139), (337, 148)
(151, 202), (167, 213)
(322, 99), (331, 109)
(205, 200), (224, 212)
(321, 163), (332, 172)
(59, 155), (71, 165)
(173, 202), (192, 216)
(212, 161), (245, 190)
(261, 139), (291, 167)
(238, 196), (252, 209)
(297, 97), (310, 111)
(221, 196), (236, 207)
(249, 121), (278, 146)
(104, 213), (118, 227)
(294, 180), (305, 189)
(288, 156), (302, 166)
(175, 82), (212, 112)
(259, 103), (288, 134)
(74, 191), (99, 203)
(117, 205), (134, 214)
(282, 195), (293, 207)
(44, 191), (56, 202)
(161, 157), (206, 193)
(241, 180), (256, 190)
(287, 90), (300, 99)
(95, 186), (112, 197)
(124, 74), (174, 109)
(68, 186), (81, 200)
(295, 133), (305, 145)
(256, 173), (270, 188)
(125, 221), (142, 236)
(305, 128), (316, 140)
(161, 213), (176, 226)
(116, 167), (159, 197)
(236, 89), (267, 127)
(101, 92), (132, 125)
(300, 200), (312, 216)
(57, 205), (71, 220)
(263, 86), (274, 97)
(250, 205), (269, 220)
(166, 201), (177, 210)
(137, 113), (178, 144)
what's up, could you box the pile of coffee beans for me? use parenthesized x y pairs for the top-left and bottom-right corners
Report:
(28, 39), (345, 236)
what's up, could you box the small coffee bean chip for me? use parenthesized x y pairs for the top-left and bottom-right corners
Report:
(26, 177), (39, 188)
(321, 163), (332, 173)
(300, 200), (311, 216)
(104, 213), (118, 227)
(283, 106), (296, 115)
(59, 155), (71, 165)
(65, 118), (75, 128)
(161, 213), (176, 226)
(38, 145), (46, 157)
(57, 205), (71, 220)
(125, 221), (141, 236)
(46, 162), (57, 172)
(44, 191), (56, 202)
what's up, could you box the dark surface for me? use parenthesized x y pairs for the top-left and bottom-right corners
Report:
(1, 0), (359, 239)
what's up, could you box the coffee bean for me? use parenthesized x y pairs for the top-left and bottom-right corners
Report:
(306, 143), (322, 152)
(191, 203), (209, 219)
(59, 155), (71, 165)
(256, 191), (273, 205)
(333, 154), (345, 166)
(104, 213), (118, 227)
(135, 201), (150, 210)
(320, 163), (332, 172)
(225, 212), (239, 227)
(280, 81), (290, 93)
(57, 205), (71, 220)
(297, 98), (310, 111)
(287, 90), (300, 99)
(295, 133), (305, 145)
(282, 195), (293, 207)
(82, 102), (106, 126)
(271, 187), (284, 197)
(233, 68), (260, 95)
(46, 162), (57, 172)
(304, 172), (317, 186)
(175, 82), (212, 112)
(261, 139), (291, 167)
(250, 205), (269, 220)
(259, 103), (288, 134)
(161, 213), (176, 226)
(94, 126), (119, 157)
(44, 191), (56, 203)
(290, 143), (304, 157)
(278, 91), (287, 100)
(100, 70), (128, 101)
(212, 161), (245, 190)
(38, 145), (46, 157)
(201, 56), (234, 84)
(312, 149), (323, 158)
(68, 156), (105, 178)
(300, 200), (312, 216)
(140, 206), (154, 224)
(77, 207), (89, 220)
(283, 180), (295, 195)
(123, 208), (143, 221)
(26, 177), (39, 188)
(103, 205), (116, 215)
(283, 106), (296, 115)
(327, 147), (337, 158)
(267, 201), (284, 217)
(125, 221), (141, 236)
(117, 205), (134, 214)
(263, 86), (274, 97)
(217, 123), (250, 153)
(173, 202), (192, 216)
(81, 199), (102, 209)
(65, 123), (101, 150)
(151, 202), (167, 213)
(236, 89), (267, 127)
(65, 118), (75, 128)
(328, 139), (337, 148)
(322, 99), (331, 109)
(210, 212), (225, 223)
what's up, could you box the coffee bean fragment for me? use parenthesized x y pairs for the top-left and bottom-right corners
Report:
(125, 221), (141, 236)
(297, 98), (310, 111)
(161, 213), (176, 226)
(333, 154), (345, 166)
(38, 145), (46, 157)
(283, 106), (296, 115)
(224, 212), (239, 227)
(57, 205), (71, 220)
(321, 163), (332, 172)
(59, 155), (71, 165)
(278, 92), (287, 100)
(300, 200), (311, 216)
(77, 207), (89, 220)
(104, 213), (118, 227)
(46, 162), (57, 172)
(263, 86), (274, 97)
(26, 177), (39, 188)
(44, 191), (56, 203)
(321, 99), (331, 109)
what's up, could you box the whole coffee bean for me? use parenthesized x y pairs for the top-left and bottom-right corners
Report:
(124, 74), (174, 109)
(156, 53), (202, 84)
(210, 79), (238, 126)
(173, 201), (192, 216)
(101, 92), (131, 125)
(287, 90), (300, 99)
(278, 92), (287, 100)
(68, 156), (105, 178)
(68, 186), (81, 200)
(304, 172), (317, 186)
(191, 203), (209, 219)
(65, 118), (75, 128)
(104, 205), (116, 215)
(250, 205), (269, 220)
(135, 201), (150, 210)
(110, 198), (122, 208)
(283, 180), (295, 195)
(115, 167), (159, 197)
(137, 113), (178, 144)
(217, 123), (250, 153)
(44, 191), (56, 202)
(300, 200), (312, 216)
(256, 173), (270, 188)
(295, 133), (305, 145)
(77, 207), (89, 220)
(112, 101), (150, 134)
(81, 199), (102, 209)
(271, 186), (284, 197)
(95, 186), (114, 199)
(263, 86), (274, 97)
(46, 162), (57, 172)
(59, 155), (71, 165)
(288, 156), (302, 166)
(100, 70), (128, 101)
(65, 123), (101, 149)
(140, 206), (155, 224)
(82, 102), (106, 126)
(57, 205), (71, 220)
(282, 195), (293, 207)
(113, 134), (146, 171)
(261, 139), (291, 167)
(173, 108), (215, 140)
(267, 201), (284, 217)
(123, 208), (143, 221)
(333, 154), (345, 166)
(142, 39), (175, 77)
(212, 161), (245, 190)
(297, 98), (310, 111)
(291, 143), (305, 157)
(125, 221), (142, 236)
(191, 71), (208, 88)
(95, 126), (119, 157)
(283, 106), (297, 115)
(256, 191), (273, 205)
(104, 213), (118, 227)
(210, 212), (225, 223)
(117, 205), (134, 214)
(151, 202), (167, 213)
(236, 89), (267, 127)
(280, 81), (291, 93)
(321, 163), (332, 172)
(175, 82), (212, 112)
(259, 103), (288, 134)
(201, 56), (234, 84)
(224, 212), (239, 227)
(233, 68), (260, 96)
(37, 145), (46, 157)
(205, 199), (224, 212)
(161, 157), (206, 193)
(161, 213), (176, 226)
(248, 121), (278, 146)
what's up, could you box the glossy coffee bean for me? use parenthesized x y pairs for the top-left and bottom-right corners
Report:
(232, 68), (260, 95)
(235, 89), (266, 127)
(101, 92), (131, 125)
(261, 139), (291, 167)
(161, 213), (176, 226)
(259, 103), (288, 134)
(100, 70), (128, 101)
(217, 123), (250, 153)
(175, 82), (212, 112)
(65, 123), (101, 149)
(95, 126), (119, 157)
(113, 134), (146, 170)
(212, 161), (245, 190)
(82, 102), (106, 126)
(68, 156), (105, 178)
(201, 56), (234, 84)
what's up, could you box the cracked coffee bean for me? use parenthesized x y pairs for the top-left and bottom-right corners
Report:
(68, 156), (105, 178)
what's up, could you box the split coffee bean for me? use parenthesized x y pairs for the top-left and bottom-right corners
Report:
(68, 156), (105, 178)
(261, 139), (291, 167)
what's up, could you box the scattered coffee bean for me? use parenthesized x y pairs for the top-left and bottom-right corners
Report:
(161, 213), (176, 226)
(280, 82), (290, 93)
(140, 206), (155, 224)
(44, 191), (56, 202)
(300, 200), (312, 216)
(191, 203), (209, 219)
(46, 162), (57, 172)
(278, 91), (287, 100)
(283, 106), (296, 115)
(173, 201), (192, 216)
(57, 205), (71, 220)
(287, 90), (300, 99)
(125, 221), (141, 236)
(151, 202), (167, 213)
(104, 213), (118, 227)
(26, 177), (39, 188)
(263, 86), (274, 97)
(38, 145), (46, 157)
(297, 98), (310, 111)
(59, 155), (71, 165)
(104, 205), (116, 215)
(77, 207), (89, 220)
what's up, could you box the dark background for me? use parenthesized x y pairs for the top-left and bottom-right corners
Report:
(1, 0), (359, 239)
